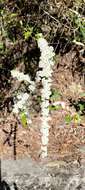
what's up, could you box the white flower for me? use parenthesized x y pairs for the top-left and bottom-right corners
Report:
(38, 38), (48, 50)
(41, 146), (48, 158)
(12, 35), (55, 158)
(36, 66), (53, 78)
(17, 93), (23, 100)
(37, 36), (55, 158)
(22, 93), (29, 100)
(41, 119), (50, 129)
(41, 109), (49, 117)
(28, 119), (32, 124)
(11, 69), (33, 84)
(17, 101), (23, 109)
(41, 100), (49, 108)
(41, 90), (51, 99)
(13, 106), (19, 114)
(29, 83), (35, 91)
(41, 135), (49, 145)
(11, 69), (35, 119)
(13, 93), (29, 113)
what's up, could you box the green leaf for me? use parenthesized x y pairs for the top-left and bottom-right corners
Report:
(80, 92), (85, 97)
(20, 112), (28, 128)
(24, 31), (32, 39)
(0, 64), (2, 68)
(80, 26), (85, 40)
(0, 42), (4, 50)
(49, 104), (62, 111)
(72, 113), (81, 124)
(24, 28), (33, 39)
(37, 96), (42, 103)
(50, 89), (61, 101)
(10, 13), (17, 18)
(65, 114), (72, 124)
(79, 104), (84, 112)
(35, 33), (43, 40)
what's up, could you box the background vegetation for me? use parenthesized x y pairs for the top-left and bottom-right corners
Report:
(0, 0), (85, 115)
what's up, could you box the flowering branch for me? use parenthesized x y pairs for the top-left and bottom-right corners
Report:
(37, 36), (55, 158)
(11, 70), (35, 124)
(11, 35), (55, 158)
(11, 70), (35, 91)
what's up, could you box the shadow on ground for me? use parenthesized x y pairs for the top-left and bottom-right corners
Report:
(0, 159), (18, 190)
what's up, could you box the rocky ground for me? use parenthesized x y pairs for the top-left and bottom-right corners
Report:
(0, 158), (85, 190)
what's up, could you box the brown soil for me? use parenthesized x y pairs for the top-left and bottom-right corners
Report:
(0, 48), (85, 163)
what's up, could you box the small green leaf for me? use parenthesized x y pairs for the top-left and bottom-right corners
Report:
(35, 33), (43, 40)
(10, 13), (17, 18)
(80, 26), (85, 40)
(65, 114), (72, 124)
(0, 64), (2, 68)
(49, 105), (57, 111)
(79, 104), (84, 112)
(80, 92), (85, 97)
(24, 31), (32, 39)
(50, 89), (61, 101)
(24, 27), (33, 39)
(72, 113), (81, 124)
(20, 112), (28, 128)
(49, 104), (62, 111)
(0, 42), (4, 50)
(37, 96), (42, 103)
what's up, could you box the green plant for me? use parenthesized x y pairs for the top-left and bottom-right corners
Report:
(65, 114), (72, 124)
(54, 55), (60, 65)
(80, 92), (85, 97)
(79, 103), (85, 112)
(23, 27), (33, 39)
(69, 9), (85, 42)
(72, 113), (81, 124)
(49, 104), (62, 111)
(36, 95), (42, 103)
(50, 89), (62, 101)
(0, 42), (4, 51)
(65, 112), (81, 125)
(20, 111), (28, 128)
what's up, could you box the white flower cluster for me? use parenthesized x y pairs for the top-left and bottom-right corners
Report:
(36, 38), (55, 81)
(13, 93), (29, 114)
(11, 36), (55, 157)
(37, 37), (55, 158)
(11, 70), (35, 91)
(11, 70), (35, 125)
